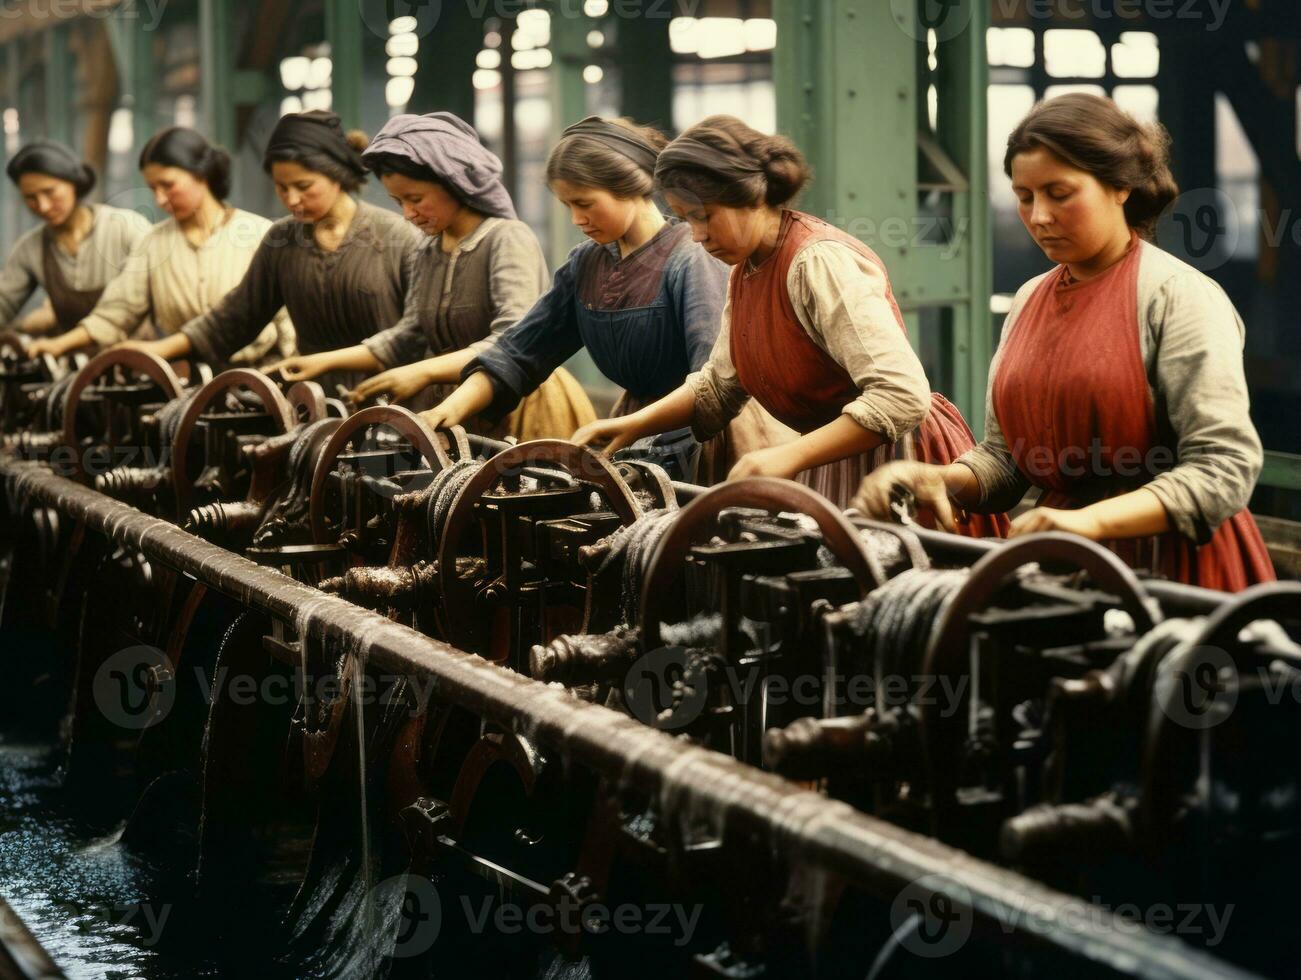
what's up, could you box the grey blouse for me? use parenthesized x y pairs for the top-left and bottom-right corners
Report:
(0, 204), (151, 326)
(958, 241), (1263, 544)
(361, 216), (548, 368)
(181, 199), (420, 363)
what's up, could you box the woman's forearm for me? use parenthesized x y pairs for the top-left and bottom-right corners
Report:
(442, 371), (496, 420)
(616, 384), (698, 443)
(419, 348), (480, 385)
(151, 333), (194, 361)
(47, 326), (92, 356)
(784, 416), (885, 473)
(319, 345), (384, 374)
(1082, 487), (1172, 539)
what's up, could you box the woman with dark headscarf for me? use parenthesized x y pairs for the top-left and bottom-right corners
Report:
(573, 115), (1003, 536)
(124, 110), (420, 391)
(27, 127), (293, 364)
(0, 140), (150, 336)
(272, 111), (593, 439)
(422, 115), (794, 480)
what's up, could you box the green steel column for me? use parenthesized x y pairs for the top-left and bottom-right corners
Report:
(324, 0), (363, 128)
(548, 5), (590, 268)
(937, 1), (991, 433)
(199, 0), (236, 149)
(410, 5), (477, 121)
(617, 3), (673, 132)
(45, 25), (73, 147)
(776, 0), (992, 430)
(109, 1), (159, 164)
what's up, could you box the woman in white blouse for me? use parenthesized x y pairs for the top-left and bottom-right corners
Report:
(28, 127), (293, 363)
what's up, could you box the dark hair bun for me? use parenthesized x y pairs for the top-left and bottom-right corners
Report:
(756, 135), (810, 206)
(345, 130), (370, 153)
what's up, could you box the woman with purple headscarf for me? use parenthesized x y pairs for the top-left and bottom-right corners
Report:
(275, 111), (594, 439)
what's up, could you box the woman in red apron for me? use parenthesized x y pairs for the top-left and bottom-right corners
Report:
(573, 114), (1002, 537)
(852, 94), (1274, 590)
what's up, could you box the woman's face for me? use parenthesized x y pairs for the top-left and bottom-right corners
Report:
(664, 192), (767, 266)
(380, 172), (465, 236)
(1010, 146), (1131, 266)
(271, 160), (342, 223)
(142, 163), (210, 222)
(550, 179), (641, 245)
(16, 172), (78, 227)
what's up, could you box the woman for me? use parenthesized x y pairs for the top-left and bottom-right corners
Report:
(420, 115), (792, 482)
(852, 94), (1273, 590)
(123, 110), (420, 392)
(0, 140), (149, 336)
(572, 115), (1000, 533)
(271, 111), (592, 439)
(27, 127), (292, 364)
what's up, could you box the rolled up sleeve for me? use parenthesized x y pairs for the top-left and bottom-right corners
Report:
(788, 242), (930, 443)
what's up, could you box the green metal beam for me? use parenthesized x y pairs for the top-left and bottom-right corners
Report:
(410, 4), (477, 122)
(776, 1), (992, 431)
(107, 2), (159, 166)
(617, 3), (673, 132)
(548, 5), (590, 268)
(45, 25), (72, 147)
(199, 0), (236, 150)
(1261, 451), (1301, 492)
(324, 0), (363, 128)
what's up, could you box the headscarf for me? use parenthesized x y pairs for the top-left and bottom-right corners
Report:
(263, 110), (365, 180)
(559, 116), (659, 174)
(363, 112), (516, 219)
(5, 140), (96, 195)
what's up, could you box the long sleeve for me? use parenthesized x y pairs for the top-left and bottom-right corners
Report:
(0, 230), (42, 326)
(78, 228), (156, 345)
(687, 285), (753, 441)
(465, 245), (586, 421)
(363, 243), (433, 368)
(1141, 266), (1262, 543)
(787, 241), (930, 443)
(181, 231), (285, 363)
(472, 219), (549, 356)
(669, 243), (729, 372)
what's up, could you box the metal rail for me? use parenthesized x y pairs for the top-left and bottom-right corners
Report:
(0, 458), (1261, 980)
(0, 895), (65, 980)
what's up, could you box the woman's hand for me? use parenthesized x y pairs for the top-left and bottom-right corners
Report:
(849, 460), (958, 532)
(26, 335), (72, 358)
(727, 445), (802, 481)
(571, 417), (640, 454)
(268, 352), (335, 382)
(1007, 506), (1104, 540)
(348, 363), (433, 405)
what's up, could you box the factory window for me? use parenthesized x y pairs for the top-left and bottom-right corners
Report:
(1044, 29), (1106, 78)
(279, 49), (331, 117)
(987, 27), (1035, 69)
(1112, 85), (1158, 124)
(1112, 32), (1159, 78)
(386, 17), (420, 111)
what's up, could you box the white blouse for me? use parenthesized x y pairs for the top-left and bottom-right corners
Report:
(79, 208), (294, 364)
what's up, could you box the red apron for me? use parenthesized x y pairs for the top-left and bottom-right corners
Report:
(992, 237), (1274, 591)
(729, 210), (1005, 536)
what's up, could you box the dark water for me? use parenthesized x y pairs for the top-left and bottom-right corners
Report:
(0, 738), (221, 979)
